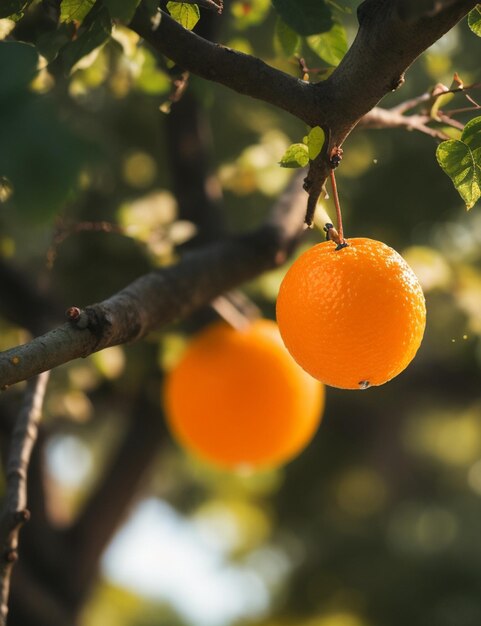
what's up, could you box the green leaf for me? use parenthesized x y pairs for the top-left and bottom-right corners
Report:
(166, 2), (200, 30)
(0, 40), (38, 94)
(274, 17), (299, 56)
(104, 0), (142, 22)
(0, 43), (93, 219)
(60, 0), (95, 23)
(279, 143), (309, 168)
(306, 21), (347, 66)
(59, 5), (112, 73)
(0, 0), (30, 19)
(436, 116), (481, 210)
(307, 126), (325, 160)
(463, 115), (481, 158)
(271, 0), (333, 36)
(468, 5), (481, 36)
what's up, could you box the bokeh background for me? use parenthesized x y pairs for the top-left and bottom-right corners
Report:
(1, 1), (481, 625)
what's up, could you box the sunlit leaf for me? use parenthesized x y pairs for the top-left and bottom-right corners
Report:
(60, 0), (95, 23)
(436, 142), (479, 209)
(271, 0), (333, 36)
(436, 116), (481, 209)
(306, 21), (347, 66)
(274, 17), (299, 56)
(166, 2), (200, 30)
(463, 114), (481, 157)
(279, 143), (309, 168)
(307, 126), (325, 160)
(468, 4), (481, 36)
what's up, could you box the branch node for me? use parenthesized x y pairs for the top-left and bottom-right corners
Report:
(390, 75), (405, 92)
(329, 146), (344, 169)
(14, 509), (30, 524)
(66, 306), (97, 331)
(3, 550), (17, 564)
(65, 306), (81, 322)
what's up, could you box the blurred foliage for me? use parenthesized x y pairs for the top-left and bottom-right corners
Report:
(1, 1), (481, 626)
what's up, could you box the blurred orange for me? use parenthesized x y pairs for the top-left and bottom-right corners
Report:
(163, 319), (324, 469)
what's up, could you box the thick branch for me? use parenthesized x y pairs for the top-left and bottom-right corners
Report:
(0, 372), (50, 626)
(317, 0), (478, 145)
(303, 0), (477, 218)
(130, 9), (318, 125)
(132, 1), (476, 223)
(0, 174), (307, 389)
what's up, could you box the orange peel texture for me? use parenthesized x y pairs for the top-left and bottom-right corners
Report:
(276, 238), (426, 389)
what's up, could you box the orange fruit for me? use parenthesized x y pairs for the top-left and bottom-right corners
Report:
(276, 238), (426, 389)
(163, 319), (324, 469)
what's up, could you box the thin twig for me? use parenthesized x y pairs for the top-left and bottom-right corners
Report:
(211, 293), (260, 331)
(433, 81), (481, 98)
(0, 372), (50, 626)
(358, 107), (451, 139)
(443, 104), (481, 116)
(180, 0), (223, 11)
(436, 112), (465, 130)
(391, 92), (431, 114)
(46, 221), (126, 270)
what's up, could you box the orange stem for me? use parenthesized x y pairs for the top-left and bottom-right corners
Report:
(329, 169), (345, 244)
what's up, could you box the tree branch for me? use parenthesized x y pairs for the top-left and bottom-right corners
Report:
(130, 8), (319, 126)
(303, 0), (477, 219)
(317, 0), (478, 144)
(131, 0), (477, 225)
(395, 0), (472, 21)
(0, 372), (50, 626)
(358, 106), (451, 139)
(0, 173), (307, 389)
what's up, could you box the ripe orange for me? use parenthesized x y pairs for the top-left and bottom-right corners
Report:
(163, 319), (324, 469)
(276, 238), (426, 389)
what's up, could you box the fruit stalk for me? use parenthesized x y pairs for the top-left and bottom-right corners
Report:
(329, 168), (345, 245)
